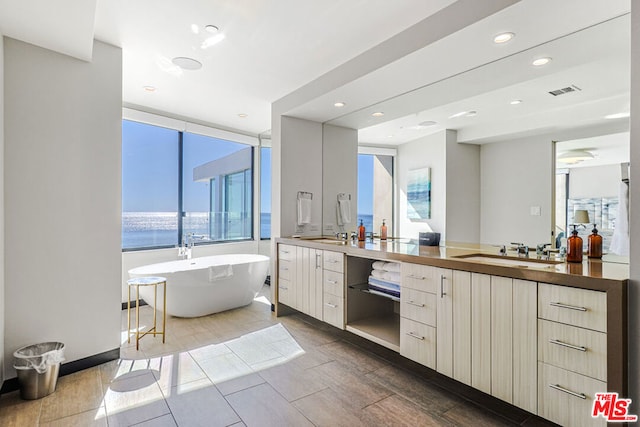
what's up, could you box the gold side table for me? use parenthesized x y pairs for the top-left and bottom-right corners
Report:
(127, 276), (167, 350)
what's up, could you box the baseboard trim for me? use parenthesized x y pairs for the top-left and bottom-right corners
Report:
(0, 347), (120, 395)
(121, 299), (148, 311)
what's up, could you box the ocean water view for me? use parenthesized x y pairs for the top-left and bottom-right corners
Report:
(122, 212), (373, 249)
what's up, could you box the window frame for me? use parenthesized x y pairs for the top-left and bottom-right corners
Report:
(122, 111), (263, 252)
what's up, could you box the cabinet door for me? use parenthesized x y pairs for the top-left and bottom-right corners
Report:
(436, 268), (453, 377)
(491, 276), (513, 404)
(513, 279), (537, 413)
(300, 246), (310, 314)
(471, 273), (491, 394)
(309, 249), (323, 320)
(452, 270), (471, 386)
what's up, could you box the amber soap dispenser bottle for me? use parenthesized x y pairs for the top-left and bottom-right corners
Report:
(358, 219), (366, 241)
(380, 219), (388, 241)
(566, 224), (583, 263)
(588, 223), (603, 259)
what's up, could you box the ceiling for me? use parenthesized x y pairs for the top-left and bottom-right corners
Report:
(0, 0), (631, 153)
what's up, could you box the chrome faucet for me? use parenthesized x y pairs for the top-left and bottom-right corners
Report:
(178, 232), (198, 259)
(511, 242), (529, 257)
(335, 232), (349, 241)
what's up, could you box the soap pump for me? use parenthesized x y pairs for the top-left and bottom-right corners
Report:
(588, 223), (603, 259)
(566, 224), (583, 263)
(358, 219), (366, 241)
(380, 219), (387, 241)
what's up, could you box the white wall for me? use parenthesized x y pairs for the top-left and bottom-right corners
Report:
(4, 39), (122, 378)
(445, 130), (480, 243)
(322, 124), (357, 235)
(279, 116), (323, 238)
(569, 164), (620, 199)
(480, 137), (553, 247)
(0, 35), (5, 384)
(397, 131), (446, 240)
(628, 0), (640, 408)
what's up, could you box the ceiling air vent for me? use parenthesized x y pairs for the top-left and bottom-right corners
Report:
(548, 85), (582, 96)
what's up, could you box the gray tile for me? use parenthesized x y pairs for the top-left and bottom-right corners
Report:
(362, 394), (453, 426)
(259, 361), (329, 402)
(318, 340), (389, 374)
(293, 388), (368, 427)
(132, 414), (178, 426)
(216, 372), (266, 396)
(226, 383), (313, 427)
(164, 379), (240, 427)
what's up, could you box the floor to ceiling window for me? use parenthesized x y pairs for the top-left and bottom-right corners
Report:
(357, 150), (394, 236)
(122, 118), (255, 250)
(260, 146), (272, 239)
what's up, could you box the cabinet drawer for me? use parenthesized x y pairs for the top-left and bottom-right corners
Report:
(538, 362), (607, 427)
(278, 259), (293, 281)
(400, 288), (436, 326)
(400, 317), (436, 369)
(278, 244), (296, 261)
(322, 293), (344, 329)
(401, 263), (438, 293)
(323, 269), (344, 297)
(538, 319), (607, 381)
(538, 283), (606, 332)
(278, 279), (293, 307)
(323, 250), (344, 273)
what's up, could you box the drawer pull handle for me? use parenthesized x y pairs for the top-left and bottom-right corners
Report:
(407, 274), (426, 280)
(406, 331), (425, 340)
(549, 302), (587, 312)
(549, 339), (587, 352)
(440, 274), (447, 298)
(280, 286), (288, 290)
(549, 384), (586, 400)
(281, 250), (290, 254)
(316, 253), (321, 269)
(407, 300), (425, 308)
(327, 280), (338, 285)
(325, 302), (338, 308)
(281, 267), (289, 271)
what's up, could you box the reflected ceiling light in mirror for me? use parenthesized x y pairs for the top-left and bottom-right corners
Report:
(372, 112), (385, 117)
(448, 111), (468, 119)
(334, 102), (346, 107)
(465, 111), (478, 117)
(238, 113), (248, 118)
(605, 112), (630, 119)
(493, 32), (515, 44)
(510, 99), (523, 105)
(143, 85), (156, 92)
(557, 150), (594, 164)
(532, 57), (552, 66)
(205, 25), (219, 33)
(418, 120), (437, 127)
(172, 57), (203, 70)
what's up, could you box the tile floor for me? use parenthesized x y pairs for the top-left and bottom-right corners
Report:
(0, 286), (553, 426)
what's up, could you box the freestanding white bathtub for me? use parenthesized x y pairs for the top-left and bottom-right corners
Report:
(128, 254), (269, 318)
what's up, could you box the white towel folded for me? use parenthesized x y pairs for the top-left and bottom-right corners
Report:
(209, 264), (233, 282)
(336, 195), (351, 226)
(372, 261), (401, 272)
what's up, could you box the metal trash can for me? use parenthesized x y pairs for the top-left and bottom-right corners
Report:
(13, 342), (65, 400)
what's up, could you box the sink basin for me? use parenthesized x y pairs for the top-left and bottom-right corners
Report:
(306, 238), (347, 245)
(453, 253), (562, 269)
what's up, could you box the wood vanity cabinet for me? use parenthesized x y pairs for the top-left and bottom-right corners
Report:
(277, 244), (324, 322)
(537, 283), (608, 427)
(322, 250), (345, 329)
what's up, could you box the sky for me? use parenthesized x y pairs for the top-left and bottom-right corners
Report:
(123, 119), (374, 216)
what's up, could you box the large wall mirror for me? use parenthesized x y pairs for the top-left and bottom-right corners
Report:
(326, 10), (629, 255)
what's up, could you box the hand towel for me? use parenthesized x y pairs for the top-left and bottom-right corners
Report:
(297, 197), (312, 225)
(209, 264), (233, 282)
(610, 182), (629, 256)
(336, 194), (351, 225)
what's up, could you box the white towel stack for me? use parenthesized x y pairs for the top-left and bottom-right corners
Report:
(368, 261), (401, 298)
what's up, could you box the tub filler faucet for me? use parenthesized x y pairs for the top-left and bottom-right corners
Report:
(179, 233), (196, 259)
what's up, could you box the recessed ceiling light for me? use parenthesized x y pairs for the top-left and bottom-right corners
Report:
(172, 57), (202, 70)
(449, 111), (468, 119)
(493, 32), (515, 44)
(372, 112), (384, 117)
(557, 150), (594, 164)
(532, 57), (552, 66)
(334, 102), (346, 108)
(387, 135), (394, 138)
(510, 99), (522, 105)
(605, 112), (630, 119)
(238, 113), (248, 118)
(465, 111), (478, 117)
(143, 85), (156, 92)
(418, 120), (437, 127)
(205, 25), (219, 33)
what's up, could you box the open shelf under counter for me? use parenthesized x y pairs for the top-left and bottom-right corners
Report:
(346, 313), (400, 352)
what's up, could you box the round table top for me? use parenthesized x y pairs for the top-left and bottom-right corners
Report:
(127, 276), (167, 286)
